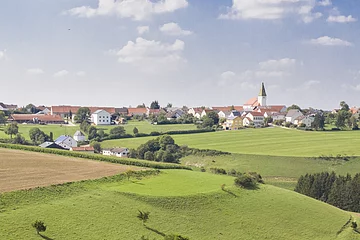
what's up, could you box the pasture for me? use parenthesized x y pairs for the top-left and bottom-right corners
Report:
(101, 127), (360, 157)
(0, 121), (196, 140)
(0, 170), (358, 240)
(0, 148), (142, 192)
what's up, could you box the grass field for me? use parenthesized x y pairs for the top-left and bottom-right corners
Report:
(0, 148), (142, 192)
(1, 170), (359, 240)
(182, 154), (360, 190)
(101, 127), (360, 157)
(0, 121), (196, 140)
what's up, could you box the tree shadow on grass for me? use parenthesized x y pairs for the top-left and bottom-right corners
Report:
(39, 233), (54, 240)
(145, 226), (166, 237)
(221, 189), (238, 198)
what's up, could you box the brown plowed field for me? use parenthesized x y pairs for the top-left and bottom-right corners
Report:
(0, 148), (142, 192)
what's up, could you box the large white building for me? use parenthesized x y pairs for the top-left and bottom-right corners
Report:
(91, 109), (111, 125)
(102, 148), (129, 158)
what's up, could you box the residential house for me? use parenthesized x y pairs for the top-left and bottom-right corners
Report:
(222, 116), (243, 130)
(244, 112), (265, 127)
(73, 131), (86, 142)
(9, 114), (65, 124)
(36, 106), (51, 115)
(351, 107), (360, 118)
(229, 110), (242, 118)
(148, 109), (165, 117)
(70, 146), (94, 153)
(55, 135), (77, 150)
(91, 109), (111, 125)
(295, 115), (315, 127)
(218, 111), (231, 119)
(115, 107), (128, 116)
(0, 103), (18, 111)
(102, 147), (129, 158)
(201, 109), (215, 118)
(166, 109), (185, 120)
(264, 112), (286, 121)
(39, 141), (67, 150)
(51, 105), (116, 118)
(243, 97), (260, 111)
(286, 110), (304, 123)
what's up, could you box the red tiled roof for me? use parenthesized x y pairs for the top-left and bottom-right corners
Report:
(128, 108), (148, 114)
(233, 106), (244, 111)
(51, 106), (116, 114)
(257, 105), (286, 113)
(244, 97), (259, 106)
(248, 112), (264, 117)
(350, 107), (359, 114)
(10, 114), (64, 122)
(71, 147), (94, 151)
(212, 107), (232, 112)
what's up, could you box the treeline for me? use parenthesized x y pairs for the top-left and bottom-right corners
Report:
(129, 135), (230, 164)
(295, 172), (360, 212)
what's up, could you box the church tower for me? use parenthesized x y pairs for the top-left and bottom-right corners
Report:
(258, 82), (267, 106)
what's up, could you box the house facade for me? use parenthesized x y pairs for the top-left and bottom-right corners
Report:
(295, 115), (315, 127)
(73, 131), (86, 142)
(102, 148), (129, 158)
(91, 109), (111, 125)
(244, 112), (265, 127)
(286, 110), (304, 123)
(222, 116), (243, 130)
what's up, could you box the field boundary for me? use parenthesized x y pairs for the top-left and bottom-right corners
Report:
(0, 143), (191, 170)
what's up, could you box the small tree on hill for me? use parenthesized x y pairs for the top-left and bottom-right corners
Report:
(137, 210), (150, 226)
(234, 174), (257, 189)
(133, 127), (139, 135)
(91, 141), (101, 153)
(5, 122), (19, 139)
(32, 220), (46, 235)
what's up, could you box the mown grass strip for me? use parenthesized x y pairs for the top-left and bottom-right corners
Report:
(0, 143), (192, 170)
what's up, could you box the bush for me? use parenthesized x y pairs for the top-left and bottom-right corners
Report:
(234, 174), (257, 189)
(149, 131), (161, 136)
(135, 133), (150, 137)
(210, 167), (227, 175)
(32, 220), (46, 234)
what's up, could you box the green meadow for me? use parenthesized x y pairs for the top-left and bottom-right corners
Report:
(0, 121), (196, 140)
(101, 127), (360, 157)
(1, 170), (359, 240)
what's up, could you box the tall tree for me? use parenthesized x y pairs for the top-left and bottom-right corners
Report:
(0, 111), (6, 125)
(287, 104), (302, 112)
(5, 122), (19, 139)
(137, 103), (146, 108)
(312, 113), (325, 130)
(75, 107), (91, 123)
(150, 100), (160, 109)
(166, 103), (173, 108)
(340, 101), (350, 111)
(207, 111), (220, 125)
(29, 128), (49, 145)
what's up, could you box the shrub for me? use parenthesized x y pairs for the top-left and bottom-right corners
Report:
(351, 221), (358, 229)
(32, 220), (46, 235)
(135, 133), (150, 137)
(200, 167), (206, 172)
(210, 167), (227, 175)
(234, 174), (257, 189)
(149, 131), (161, 136)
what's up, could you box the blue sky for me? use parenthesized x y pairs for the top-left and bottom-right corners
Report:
(0, 0), (359, 109)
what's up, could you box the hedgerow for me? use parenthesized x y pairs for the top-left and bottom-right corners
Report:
(0, 143), (191, 170)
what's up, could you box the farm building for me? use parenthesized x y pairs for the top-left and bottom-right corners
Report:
(73, 131), (86, 142)
(102, 148), (129, 158)
(55, 135), (77, 150)
(9, 114), (65, 124)
(127, 108), (148, 117)
(39, 141), (67, 150)
(70, 146), (94, 153)
(286, 110), (304, 123)
(91, 109), (111, 125)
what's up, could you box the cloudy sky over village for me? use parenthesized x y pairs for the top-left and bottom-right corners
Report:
(0, 0), (359, 109)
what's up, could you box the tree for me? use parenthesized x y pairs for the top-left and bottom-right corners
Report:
(287, 104), (302, 112)
(200, 116), (214, 129)
(26, 104), (38, 114)
(312, 113), (325, 130)
(75, 107), (91, 123)
(166, 103), (173, 108)
(137, 210), (150, 226)
(144, 151), (154, 160)
(350, 115), (358, 129)
(207, 111), (219, 125)
(234, 174), (257, 189)
(32, 220), (46, 235)
(49, 132), (54, 142)
(69, 110), (73, 120)
(340, 101), (350, 111)
(335, 110), (351, 129)
(0, 111), (6, 125)
(29, 128), (49, 145)
(91, 141), (101, 153)
(159, 135), (175, 150)
(150, 100), (160, 109)
(80, 121), (91, 133)
(133, 127), (139, 135)
(13, 133), (26, 145)
(230, 105), (235, 111)
(137, 103), (146, 108)
(98, 129), (106, 139)
(5, 122), (19, 139)
(110, 126), (126, 136)
(88, 126), (98, 140)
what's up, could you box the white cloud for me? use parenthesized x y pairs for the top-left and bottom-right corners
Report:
(219, 71), (236, 86)
(26, 68), (45, 75)
(65, 0), (188, 21)
(327, 15), (357, 23)
(304, 80), (320, 88)
(318, 0), (332, 6)
(309, 36), (353, 46)
(76, 71), (86, 77)
(255, 71), (290, 78)
(0, 51), (4, 60)
(219, 0), (324, 23)
(159, 22), (192, 36)
(259, 58), (296, 70)
(53, 70), (69, 77)
(114, 37), (185, 72)
(137, 26), (149, 35)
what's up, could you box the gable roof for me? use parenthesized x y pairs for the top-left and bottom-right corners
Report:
(286, 109), (303, 118)
(92, 109), (111, 115)
(74, 131), (85, 137)
(244, 97), (260, 107)
(10, 114), (64, 122)
(248, 112), (264, 117)
(71, 146), (94, 151)
(257, 105), (286, 113)
(51, 106), (116, 115)
(104, 147), (128, 153)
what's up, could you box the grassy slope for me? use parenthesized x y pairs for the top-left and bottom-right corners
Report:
(182, 154), (360, 190)
(0, 121), (196, 140)
(0, 170), (359, 240)
(101, 128), (360, 157)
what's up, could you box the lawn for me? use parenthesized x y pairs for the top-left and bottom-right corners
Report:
(0, 170), (358, 240)
(101, 127), (360, 157)
(0, 121), (196, 140)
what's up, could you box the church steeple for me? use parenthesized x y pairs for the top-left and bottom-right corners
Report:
(258, 82), (267, 106)
(259, 82), (267, 97)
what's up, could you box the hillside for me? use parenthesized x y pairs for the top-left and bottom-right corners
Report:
(0, 170), (358, 240)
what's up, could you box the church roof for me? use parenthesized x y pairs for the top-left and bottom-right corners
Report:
(259, 82), (267, 97)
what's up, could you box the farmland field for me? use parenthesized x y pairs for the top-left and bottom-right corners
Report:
(0, 121), (196, 140)
(0, 148), (142, 192)
(101, 127), (360, 157)
(1, 170), (359, 240)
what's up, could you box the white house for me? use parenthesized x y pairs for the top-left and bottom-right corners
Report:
(295, 115), (315, 127)
(73, 131), (86, 142)
(102, 147), (129, 158)
(244, 112), (265, 127)
(264, 112), (286, 121)
(286, 110), (304, 123)
(54, 135), (77, 150)
(218, 111), (231, 119)
(91, 109), (111, 125)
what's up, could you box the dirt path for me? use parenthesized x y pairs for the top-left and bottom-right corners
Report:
(0, 148), (142, 193)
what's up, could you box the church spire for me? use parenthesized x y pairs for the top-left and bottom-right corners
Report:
(259, 82), (267, 97)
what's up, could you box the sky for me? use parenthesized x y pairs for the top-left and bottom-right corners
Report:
(0, 0), (360, 110)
